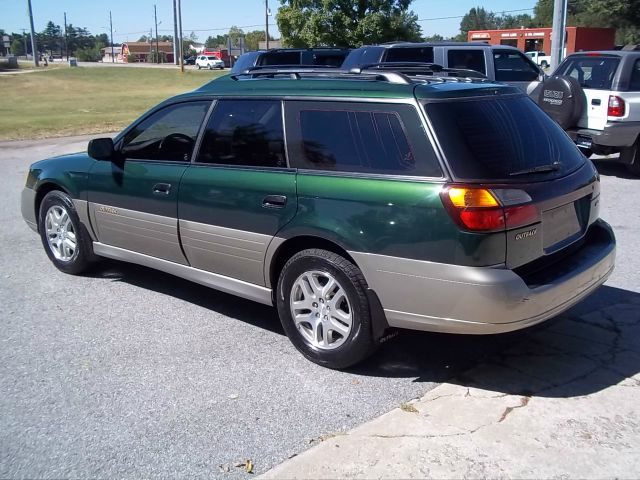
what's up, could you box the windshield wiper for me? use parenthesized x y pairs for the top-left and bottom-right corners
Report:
(510, 162), (561, 176)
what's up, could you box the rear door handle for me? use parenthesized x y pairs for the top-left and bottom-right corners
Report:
(262, 195), (287, 208)
(591, 99), (601, 106)
(152, 183), (172, 195)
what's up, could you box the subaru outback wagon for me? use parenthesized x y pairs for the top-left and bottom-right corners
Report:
(21, 67), (616, 369)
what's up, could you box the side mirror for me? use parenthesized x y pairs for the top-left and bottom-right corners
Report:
(88, 137), (115, 161)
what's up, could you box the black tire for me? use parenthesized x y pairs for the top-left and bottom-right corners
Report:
(622, 139), (640, 176)
(537, 75), (584, 130)
(276, 248), (378, 369)
(197, 65), (201, 70)
(38, 190), (96, 275)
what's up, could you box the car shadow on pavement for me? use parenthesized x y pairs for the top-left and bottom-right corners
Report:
(89, 260), (639, 398)
(592, 159), (636, 179)
(90, 259), (284, 335)
(356, 285), (640, 398)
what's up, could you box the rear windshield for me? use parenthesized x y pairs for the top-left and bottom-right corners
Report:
(425, 95), (585, 181)
(555, 55), (620, 90)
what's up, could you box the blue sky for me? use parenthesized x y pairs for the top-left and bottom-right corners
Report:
(2, 0), (537, 43)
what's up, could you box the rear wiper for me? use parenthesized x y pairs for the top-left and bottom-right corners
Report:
(510, 162), (560, 176)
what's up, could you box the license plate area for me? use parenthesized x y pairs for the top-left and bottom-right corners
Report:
(576, 134), (593, 149)
(542, 201), (585, 252)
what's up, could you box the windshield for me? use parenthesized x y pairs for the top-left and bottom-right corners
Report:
(425, 95), (585, 182)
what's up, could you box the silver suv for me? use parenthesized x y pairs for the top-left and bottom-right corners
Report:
(540, 51), (640, 174)
(341, 42), (545, 95)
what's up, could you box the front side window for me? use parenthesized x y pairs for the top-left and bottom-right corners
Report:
(555, 55), (620, 90)
(121, 101), (210, 161)
(493, 50), (540, 81)
(287, 102), (442, 177)
(447, 49), (486, 74)
(196, 99), (286, 168)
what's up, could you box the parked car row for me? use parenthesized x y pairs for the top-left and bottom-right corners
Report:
(22, 56), (617, 368)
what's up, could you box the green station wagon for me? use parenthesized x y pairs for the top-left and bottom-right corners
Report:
(21, 67), (616, 368)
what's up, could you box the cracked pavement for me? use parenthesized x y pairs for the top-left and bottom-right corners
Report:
(263, 162), (640, 479)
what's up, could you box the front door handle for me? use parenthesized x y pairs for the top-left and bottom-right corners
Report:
(153, 183), (172, 195)
(262, 195), (287, 208)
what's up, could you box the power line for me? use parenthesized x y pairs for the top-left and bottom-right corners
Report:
(417, 7), (535, 22)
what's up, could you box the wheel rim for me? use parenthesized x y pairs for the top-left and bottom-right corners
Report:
(290, 270), (352, 350)
(44, 205), (77, 262)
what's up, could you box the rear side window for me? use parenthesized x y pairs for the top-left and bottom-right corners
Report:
(425, 95), (585, 181)
(385, 47), (434, 63)
(196, 100), (286, 168)
(447, 50), (486, 75)
(493, 50), (539, 81)
(630, 59), (640, 91)
(260, 51), (302, 65)
(556, 56), (620, 90)
(287, 102), (442, 177)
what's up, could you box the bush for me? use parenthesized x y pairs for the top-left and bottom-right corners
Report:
(75, 45), (102, 62)
(126, 53), (138, 63)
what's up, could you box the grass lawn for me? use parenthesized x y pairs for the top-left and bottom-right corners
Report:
(0, 66), (225, 141)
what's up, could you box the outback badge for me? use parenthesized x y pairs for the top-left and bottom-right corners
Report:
(515, 228), (537, 241)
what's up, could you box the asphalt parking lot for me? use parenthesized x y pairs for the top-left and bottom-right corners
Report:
(1, 136), (639, 477)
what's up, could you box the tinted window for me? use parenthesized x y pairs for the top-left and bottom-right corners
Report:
(556, 56), (620, 90)
(288, 103), (441, 177)
(261, 51), (301, 65)
(493, 50), (539, 81)
(630, 59), (640, 91)
(447, 49), (486, 74)
(197, 100), (286, 168)
(425, 96), (585, 181)
(385, 47), (434, 63)
(121, 101), (210, 161)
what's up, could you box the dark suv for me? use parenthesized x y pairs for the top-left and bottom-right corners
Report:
(230, 48), (351, 74)
(21, 67), (615, 369)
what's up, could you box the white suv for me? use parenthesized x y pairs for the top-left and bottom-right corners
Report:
(538, 51), (640, 174)
(195, 55), (224, 70)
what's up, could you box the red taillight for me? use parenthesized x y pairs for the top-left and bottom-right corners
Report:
(608, 95), (625, 117)
(441, 186), (539, 232)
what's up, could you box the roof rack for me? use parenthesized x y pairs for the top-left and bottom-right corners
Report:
(354, 62), (488, 79)
(229, 64), (489, 85)
(230, 67), (413, 84)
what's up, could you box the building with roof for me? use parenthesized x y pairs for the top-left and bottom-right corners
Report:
(121, 41), (174, 63)
(468, 27), (615, 55)
(101, 46), (123, 63)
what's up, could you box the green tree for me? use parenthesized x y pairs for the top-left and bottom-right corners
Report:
(244, 30), (276, 50)
(205, 34), (227, 48)
(457, 7), (497, 41)
(227, 26), (245, 48)
(10, 37), (25, 56)
(422, 33), (444, 42)
(276, 0), (422, 48)
(39, 21), (62, 55)
(496, 13), (535, 29)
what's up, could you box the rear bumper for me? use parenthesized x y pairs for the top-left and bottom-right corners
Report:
(567, 122), (640, 150)
(351, 220), (616, 334)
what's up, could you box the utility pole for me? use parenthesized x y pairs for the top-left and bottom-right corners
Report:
(149, 28), (153, 62)
(63, 12), (68, 60)
(172, 0), (179, 65)
(265, 0), (270, 50)
(154, 4), (160, 63)
(109, 11), (115, 63)
(550, 0), (568, 71)
(21, 29), (28, 59)
(177, 0), (184, 72)
(27, 0), (39, 66)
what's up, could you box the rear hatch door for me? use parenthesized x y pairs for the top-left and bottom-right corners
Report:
(424, 93), (599, 269)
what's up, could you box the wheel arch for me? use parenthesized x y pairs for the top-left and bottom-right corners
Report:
(266, 234), (392, 344)
(34, 182), (71, 227)
(266, 235), (358, 291)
